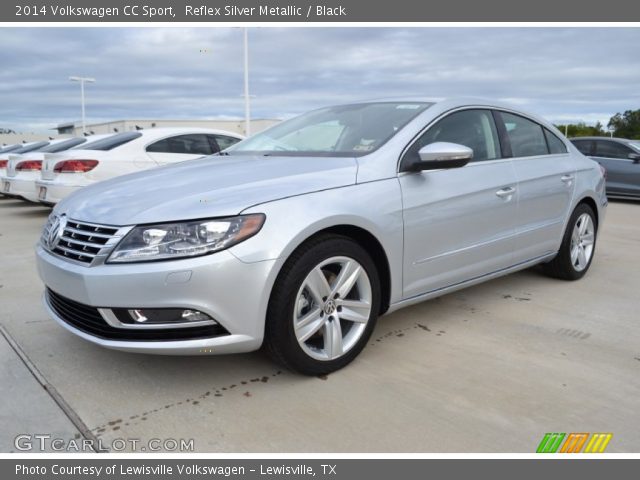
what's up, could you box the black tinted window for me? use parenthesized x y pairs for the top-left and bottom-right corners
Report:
(544, 129), (568, 154)
(595, 140), (633, 159)
(14, 141), (49, 154)
(146, 134), (214, 155)
(40, 138), (86, 153)
(404, 109), (502, 165)
(571, 139), (593, 155)
(0, 144), (21, 154)
(501, 112), (548, 157)
(81, 132), (142, 151)
(212, 135), (240, 151)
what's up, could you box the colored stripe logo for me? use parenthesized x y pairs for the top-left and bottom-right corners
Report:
(537, 433), (612, 453)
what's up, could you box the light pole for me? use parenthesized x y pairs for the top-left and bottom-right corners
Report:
(69, 76), (95, 135)
(243, 28), (251, 136)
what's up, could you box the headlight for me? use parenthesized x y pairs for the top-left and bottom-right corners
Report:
(107, 214), (265, 263)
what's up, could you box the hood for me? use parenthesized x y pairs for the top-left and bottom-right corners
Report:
(57, 155), (358, 225)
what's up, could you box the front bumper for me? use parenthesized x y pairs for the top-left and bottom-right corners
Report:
(36, 245), (279, 355)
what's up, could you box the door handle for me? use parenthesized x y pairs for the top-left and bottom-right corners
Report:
(561, 174), (574, 184)
(495, 187), (516, 198)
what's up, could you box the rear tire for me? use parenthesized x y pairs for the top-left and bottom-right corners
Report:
(264, 234), (381, 375)
(542, 203), (597, 280)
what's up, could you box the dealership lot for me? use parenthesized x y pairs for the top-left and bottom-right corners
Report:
(0, 197), (638, 452)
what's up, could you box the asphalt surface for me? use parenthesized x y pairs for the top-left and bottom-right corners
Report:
(0, 196), (638, 453)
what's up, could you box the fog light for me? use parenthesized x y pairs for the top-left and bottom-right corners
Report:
(181, 309), (211, 322)
(122, 308), (216, 325)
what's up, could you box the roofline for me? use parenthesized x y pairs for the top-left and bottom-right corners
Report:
(55, 118), (281, 128)
(568, 136), (635, 142)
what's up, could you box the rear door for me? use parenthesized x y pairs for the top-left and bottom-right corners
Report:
(399, 108), (518, 298)
(496, 111), (576, 263)
(593, 139), (640, 197)
(146, 134), (217, 164)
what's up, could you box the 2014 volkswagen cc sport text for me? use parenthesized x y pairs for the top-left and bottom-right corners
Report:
(37, 98), (607, 375)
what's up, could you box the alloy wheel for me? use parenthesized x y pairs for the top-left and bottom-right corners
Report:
(293, 256), (372, 361)
(570, 213), (595, 272)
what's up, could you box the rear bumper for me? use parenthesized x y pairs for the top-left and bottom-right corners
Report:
(1, 175), (39, 202)
(35, 179), (85, 205)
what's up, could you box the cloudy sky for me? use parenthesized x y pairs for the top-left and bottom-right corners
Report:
(1, 27), (639, 132)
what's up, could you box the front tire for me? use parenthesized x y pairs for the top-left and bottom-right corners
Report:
(542, 203), (597, 280)
(264, 234), (381, 375)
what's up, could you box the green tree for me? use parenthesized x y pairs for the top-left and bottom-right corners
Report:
(553, 122), (606, 138)
(607, 110), (640, 139)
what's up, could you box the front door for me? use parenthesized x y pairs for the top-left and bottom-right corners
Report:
(399, 109), (519, 299)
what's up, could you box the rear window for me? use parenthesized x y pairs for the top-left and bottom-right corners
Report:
(13, 141), (50, 154)
(39, 138), (86, 153)
(81, 132), (142, 151)
(0, 144), (22, 154)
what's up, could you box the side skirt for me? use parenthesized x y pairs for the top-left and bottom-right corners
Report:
(386, 252), (557, 315)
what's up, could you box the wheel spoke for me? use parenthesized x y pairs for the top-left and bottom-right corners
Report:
(577, 246), (587, 268)
(578, 215), (590, 236)
(336, 299), (370, 323)
(572, 227), (580, 245)
(305, 266), (331, 305)
(324, 319), (344, 360)
(334, 261), (362, 299)
(296, 309), (325, 343)
(581, 232), (595, 246)
(571, 245), (580, 265)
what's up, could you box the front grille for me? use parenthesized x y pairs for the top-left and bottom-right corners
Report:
(46, 289), (229, 342)
(42, 216), (121, 265)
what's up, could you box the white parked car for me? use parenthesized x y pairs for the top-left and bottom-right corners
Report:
(1, 141), (51, 193)
(35, 128), (243, 205)
(0, 137), (91, 201)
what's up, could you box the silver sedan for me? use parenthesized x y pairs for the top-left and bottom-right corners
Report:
(36, 98), (607, 375)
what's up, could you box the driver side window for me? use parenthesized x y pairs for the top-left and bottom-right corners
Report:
(402, 109), (502, 168)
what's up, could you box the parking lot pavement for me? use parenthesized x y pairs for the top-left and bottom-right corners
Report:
(0, 329), (82, 452)
(0, 196), (638, 453)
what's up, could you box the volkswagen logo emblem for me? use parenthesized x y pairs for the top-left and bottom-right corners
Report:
(47, 214), (67, 250)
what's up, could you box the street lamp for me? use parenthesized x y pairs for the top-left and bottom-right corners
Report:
(243, 28), (251, 136)
(69, 76), (95, 135)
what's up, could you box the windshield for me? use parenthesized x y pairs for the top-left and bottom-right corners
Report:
(227, 102), (431, 157)
(629, 141), (640, 152)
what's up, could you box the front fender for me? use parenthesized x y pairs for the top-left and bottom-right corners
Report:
(231, 179), (405, 305)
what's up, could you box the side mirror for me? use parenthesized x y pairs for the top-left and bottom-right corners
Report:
(629, 152), (640, 163)
(407, 142), (473, 172)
